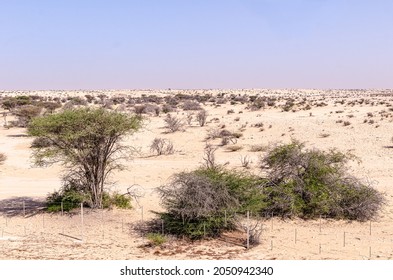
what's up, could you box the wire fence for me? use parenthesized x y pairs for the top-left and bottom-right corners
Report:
(1, 200), (393, 260)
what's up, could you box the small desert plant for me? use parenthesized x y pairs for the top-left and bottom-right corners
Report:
(343, 121), (351, 126)
(196, 109), (208, 127)
(226, 145), (243, 152)
(146, 233), (167, 246)
(163, 114), (185, 133)
(202, 143), (218, 169)
(150, 138), (174, 155)
(182, 100), (202, 111)
(249, 144), (267, 152)
(102, 191), (132, 209)
(240, 155), (251, 168)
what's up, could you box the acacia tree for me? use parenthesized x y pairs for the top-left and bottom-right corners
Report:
(28, 108), (142, 208)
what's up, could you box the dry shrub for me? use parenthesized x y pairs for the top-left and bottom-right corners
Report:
(14, 105), (43, 127)
(164, 114), (185, 133)
(196, 109), (208, 127)
(182, 100), (202, 111)
(225, 145), (243, 152)
(150, 138), (174, 155)
(156, 167), (265, 239)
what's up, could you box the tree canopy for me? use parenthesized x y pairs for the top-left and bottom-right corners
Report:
(28, 108), (142, 208)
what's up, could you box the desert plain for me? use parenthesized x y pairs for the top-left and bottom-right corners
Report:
(1, 88), (393, 260)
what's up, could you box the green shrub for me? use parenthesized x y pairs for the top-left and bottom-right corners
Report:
(157, 167), (265, 239)
(46, 184), (88, 212)
(259, 140), (384, 221)
(146, 233), (167, 246)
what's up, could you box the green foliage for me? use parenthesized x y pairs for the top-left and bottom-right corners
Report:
(46, 181), (89, 212)
(28, 108), (142, 208)
(102, 191), (132, 209)
(157, 167), (265, 239)
(260, 140), (384, 221)
(146, 233), (167, 246)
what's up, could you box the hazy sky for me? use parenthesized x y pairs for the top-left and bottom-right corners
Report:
(1, 0), (392, 90)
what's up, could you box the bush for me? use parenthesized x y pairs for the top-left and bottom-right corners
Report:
(196, 109), (208, 127)
(157, 167), (265, 239)
(150, 138), (174, 155)
(182, 100), (202, 111)
(14, 105), (42, 127)
(46, 180), (89, 212)
(146, 233), (167, 246)
(259, 140), (384, 220)
(102, 191), (132, 209)
(163, 114), (185, 133)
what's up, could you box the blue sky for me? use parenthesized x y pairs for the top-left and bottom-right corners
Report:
(1, 0), (392, 90)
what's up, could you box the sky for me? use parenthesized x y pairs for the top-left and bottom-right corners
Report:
(1, 0), (393, 90)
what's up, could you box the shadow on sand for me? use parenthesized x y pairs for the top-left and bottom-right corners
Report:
(0, 197), (45, 217)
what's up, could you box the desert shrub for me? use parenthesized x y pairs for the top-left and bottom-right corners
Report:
(46, 180), (89, 212)
(157, 167), (265, 239)
(30, 137), (53, 148)
(182, 100), (201, 111)
(343, 121), (351, 126)
(102, 191), (132, 209)
(225, 145), (243, 152)
(150, 138), (174, 155)
(162, 103), (175, 113)
(146, 233), (167, 246)
(259, 140), (384, 220)
(14, 105), (42, 127)
(39, 101), (62, 113)
(163, 114), (185, 133)
(196, 109), (208, 127)
(249, 144), (267, 152)
(47, 182), (131, 212)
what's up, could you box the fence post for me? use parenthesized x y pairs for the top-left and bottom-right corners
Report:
(224, 210), (227, 227)
(295, 228), (297, 244)
(101, 208), (104, 239)
(121, 218), (124, 233)
(81, 203), (84, 242)
(23, 201), (26, 218)
(203, 223), (206, 238)
(343, 232), (346, 247)
(369, 221), (372, 236)
(61, 201), (64, 216)
(319, 215), (322, 233)
(246, 210), (250, 250)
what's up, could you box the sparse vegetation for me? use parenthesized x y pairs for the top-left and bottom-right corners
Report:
(28, 108), (142, 209)
(163, 114), (185, 133)
(259, 140), (384, 220)
(150, 138), (174, 155)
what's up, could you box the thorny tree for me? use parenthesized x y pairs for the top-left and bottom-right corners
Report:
(28, 108), (142, 208)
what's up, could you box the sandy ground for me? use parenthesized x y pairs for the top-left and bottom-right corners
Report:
(1, 89), (393, 260)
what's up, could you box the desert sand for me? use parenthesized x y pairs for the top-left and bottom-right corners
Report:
(1, 89), (393, 260)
